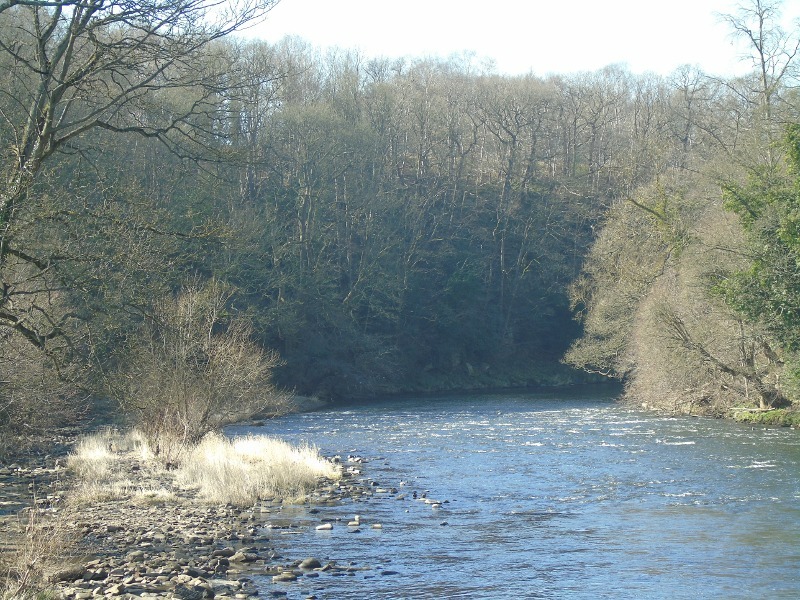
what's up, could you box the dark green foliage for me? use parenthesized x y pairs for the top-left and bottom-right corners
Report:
(185, 52), (619, 398)
(715, 129), (800, 353)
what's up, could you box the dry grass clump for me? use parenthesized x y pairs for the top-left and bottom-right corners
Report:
(66, 429), (339, 508)
(66, 428), (160, 505)
(67, 428), (150, 479)
(177, 433), (340, 506)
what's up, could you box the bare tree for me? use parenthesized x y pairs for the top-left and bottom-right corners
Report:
(719, 0), (799, 162)
(117, 280), (289, 462)
(0, 0), (278, 348)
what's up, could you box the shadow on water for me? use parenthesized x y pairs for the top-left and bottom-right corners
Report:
(328, 382), (624, 410)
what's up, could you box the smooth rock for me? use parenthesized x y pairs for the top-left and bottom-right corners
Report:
(126, 550), (146, 562)
(50, 565), (86, 582)
(230, 551), (258, 563)
(105, 583), (125, 596)
(173, 583), (205, 600)
(299, 557), (322, 569)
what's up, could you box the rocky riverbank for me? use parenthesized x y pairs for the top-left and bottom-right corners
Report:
(1, 438), (400, 600)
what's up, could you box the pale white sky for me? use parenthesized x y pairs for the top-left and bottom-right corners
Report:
(245, 0), (800, 77)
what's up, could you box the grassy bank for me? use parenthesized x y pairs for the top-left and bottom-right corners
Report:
(731, 408), (800, 427)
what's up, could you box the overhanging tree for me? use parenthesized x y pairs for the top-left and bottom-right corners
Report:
(0, 0), (277, 351)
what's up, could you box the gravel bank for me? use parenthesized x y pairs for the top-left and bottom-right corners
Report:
(2, 443), (393, 599)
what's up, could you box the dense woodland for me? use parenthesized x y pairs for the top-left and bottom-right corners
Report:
(1, 0), (799, 448)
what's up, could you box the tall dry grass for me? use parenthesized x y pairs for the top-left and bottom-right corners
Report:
(177, 433), (340, 505)
(66, 429), (340, 507)
(66, 428), (173, 505)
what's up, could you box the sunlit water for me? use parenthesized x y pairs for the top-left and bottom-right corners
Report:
(228, 389), (800, 599)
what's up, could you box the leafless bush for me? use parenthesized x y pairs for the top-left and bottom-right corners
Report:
(115, 280), (290, 462)
(0, 330), (86, 458)
(0, 505), (78, 600)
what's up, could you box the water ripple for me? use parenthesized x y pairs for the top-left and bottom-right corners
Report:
(228, 391), (800, 599)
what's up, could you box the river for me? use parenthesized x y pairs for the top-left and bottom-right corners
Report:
(228, 388), (800, 599)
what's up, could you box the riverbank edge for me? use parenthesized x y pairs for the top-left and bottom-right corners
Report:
(624, 394), (800, 428)
(0, 430), (385, 600)
(730, 407), (800, 427)
(5, 383), (798, 597)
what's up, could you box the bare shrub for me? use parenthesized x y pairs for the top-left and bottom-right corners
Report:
(177, 433), (340, 506)
(0, 330), (87, 458)
(0, 506), (78, 600)
(115, 280), (290, 462)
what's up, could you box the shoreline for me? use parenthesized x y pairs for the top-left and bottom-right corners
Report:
(4, 386), (798, 598)
(1, 435), (393, 599)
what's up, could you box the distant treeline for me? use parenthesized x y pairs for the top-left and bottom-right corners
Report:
(1, 0), (798, 442)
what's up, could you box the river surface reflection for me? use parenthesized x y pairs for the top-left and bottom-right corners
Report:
(228, 389), (800, 599)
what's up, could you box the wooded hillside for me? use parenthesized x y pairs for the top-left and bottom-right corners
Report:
(1, 0), (798, 444)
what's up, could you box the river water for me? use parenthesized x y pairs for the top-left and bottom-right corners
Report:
(228, 389), (800, 599)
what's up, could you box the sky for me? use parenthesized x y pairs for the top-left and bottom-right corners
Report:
(245, 0), (800, 77)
